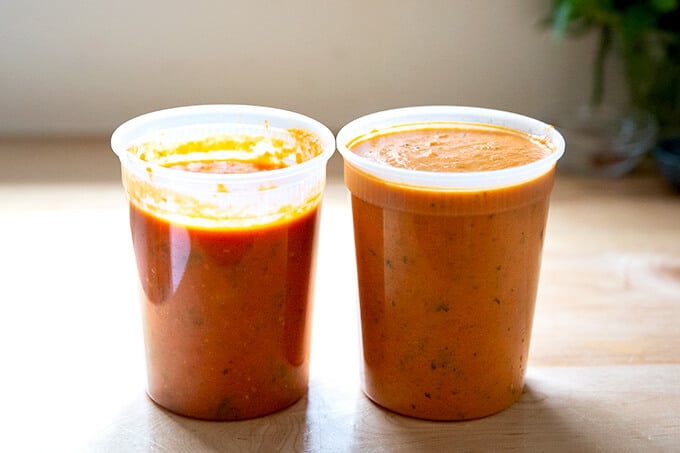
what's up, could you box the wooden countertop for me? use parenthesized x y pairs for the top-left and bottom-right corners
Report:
(1, 138), (679, 452)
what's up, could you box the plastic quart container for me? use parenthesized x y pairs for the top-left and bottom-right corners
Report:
(336, 106), (565, 421)
(111, 105), (335, 420)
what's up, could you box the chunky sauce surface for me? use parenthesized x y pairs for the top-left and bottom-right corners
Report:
(131, 128), (323, 174)
(167, 159), (286, 173)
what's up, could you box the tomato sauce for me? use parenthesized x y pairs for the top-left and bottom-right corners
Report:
(126, 131), (324, 420)
(130, 201), (318, 420)
(349, 124), (551, 172)
(345, 124), (556, 420)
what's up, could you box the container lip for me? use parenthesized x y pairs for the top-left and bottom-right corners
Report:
(336, 105), (566, 190)
(110, 104), (336, 187)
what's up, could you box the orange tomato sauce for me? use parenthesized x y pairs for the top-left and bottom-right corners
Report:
(345, 124), (555, 420)
(128, 140), (321, 420)
(349, 124), (552, 171)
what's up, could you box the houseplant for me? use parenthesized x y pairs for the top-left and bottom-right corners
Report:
(546, 0), (680, 176)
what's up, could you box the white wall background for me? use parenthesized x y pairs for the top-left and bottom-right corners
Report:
(0, 0), (626, 136)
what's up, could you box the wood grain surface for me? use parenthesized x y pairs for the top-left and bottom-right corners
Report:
(0, 139), (678, 452)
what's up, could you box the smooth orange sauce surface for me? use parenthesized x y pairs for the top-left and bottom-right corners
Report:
(346, 125), (555, 420)
(349, 124), (553, 172)
(127, 136), (322, 420)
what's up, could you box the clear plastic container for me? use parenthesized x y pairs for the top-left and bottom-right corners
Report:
(337, 106), (565, 421)
(111, 105), (334, 420)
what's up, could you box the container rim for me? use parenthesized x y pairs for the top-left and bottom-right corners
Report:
(336, 105), (566, 189)
(110, 104), (336, 187)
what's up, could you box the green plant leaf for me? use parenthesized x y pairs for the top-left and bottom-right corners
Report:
(551, 0), (574, 39)
(651, 0), (679, 14)
(622, 4), (657, 43)
(543, 0), (680, 132)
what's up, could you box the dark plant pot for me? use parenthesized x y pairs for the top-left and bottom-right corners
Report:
(654, 136), (680, 192)
(623, 33), (680, 138)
